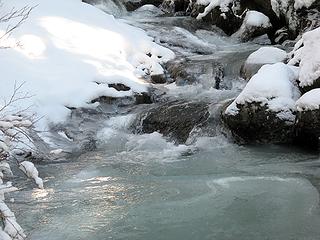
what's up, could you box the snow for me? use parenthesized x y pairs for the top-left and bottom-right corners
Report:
(244, 11), (271, 28)
(196, 0), (234, 20)
(288, 27), (320, 88)
(0, 0), (174, 128)
(0, 162), (25, 240)
(19, 161), (44, 189)
(296, 89), (320, 111)
(294, 0), (316, 9)
(0, 202), (26, 240)
(246, 47), (288, 65)
(225, 63), (300, 121)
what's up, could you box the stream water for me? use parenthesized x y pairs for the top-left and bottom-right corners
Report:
(11, 3), (320, 240)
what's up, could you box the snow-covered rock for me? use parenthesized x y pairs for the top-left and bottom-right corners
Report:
(223, 63), (300, 143)
(241, 46), (288, 79)
(191, 0), (242, 35)
(288, 27), (320, 92)
(0, 0), (174, 129)
(232, 11), (272, 42)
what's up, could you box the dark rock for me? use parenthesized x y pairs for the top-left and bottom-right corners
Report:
(92, 96), (136, 106)
(108, 83), (131, 91)
(151, 74), (167, 84)
(295, 109), (320, 149)
(240, 63), (262, 80)
(160, 0), (190, 14)
(300, 77), (320, 94)
(222, 102), (295, 144)
(134, 101), (210, 143)
(135, 92), (153, 104)
(190, 2), (243, 35)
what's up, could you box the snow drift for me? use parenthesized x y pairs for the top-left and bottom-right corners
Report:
(0, 0), (174, 128)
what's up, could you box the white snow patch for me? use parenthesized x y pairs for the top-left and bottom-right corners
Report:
(246, 47), (288, 65)
(296, 89), (320, 111)
(244, 11), (271, 28)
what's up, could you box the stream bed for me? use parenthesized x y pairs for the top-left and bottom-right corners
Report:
(11, 3), (320, 240)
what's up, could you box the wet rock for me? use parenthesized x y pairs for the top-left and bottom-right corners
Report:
(160, 0), (190, 14)
(134, 101), (210, 144)
(166, 57), (224, 88)
(222, 102), (295, 144)
(151, 74), (167, 84)
(92, 96), (136, 106)
(295, 109), (320, 149)
(135, 92), (153, 104)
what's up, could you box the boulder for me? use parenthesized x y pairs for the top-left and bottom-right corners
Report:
(295, 109), (320, 149)
(222, 102), (295, 143)
(232, 11), (272, 42)
(134, 101), (210, 144)
(223, 63), (300, 144)
(240, 46), (287, 80)
(295, 88), (320, 149)
(150, 74), (167, 84)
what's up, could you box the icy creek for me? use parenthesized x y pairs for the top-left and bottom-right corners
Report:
(10, 2), (320, 240)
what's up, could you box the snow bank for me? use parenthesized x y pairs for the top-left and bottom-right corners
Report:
(0, 0), (174, 128)
(226, 63), (300, 120)
(296, 89), (320, 111)
(196, 0), (234, 20)
(19, 161), (44, 189)
(246, 47), (287, 64)
(288, 27), (320, 88)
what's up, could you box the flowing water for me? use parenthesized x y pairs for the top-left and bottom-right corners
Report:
(11, 3), (320, 240)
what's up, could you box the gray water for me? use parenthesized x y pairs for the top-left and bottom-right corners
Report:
(11, 4), (320, 240)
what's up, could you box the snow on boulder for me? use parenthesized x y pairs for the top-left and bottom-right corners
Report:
(0, 0), (174, 128)
(296, 88), (320, 111)
(232, 11), (272, 42)
(288, 27), (320, 92)
(223, 62), (300, 143)
(241, 46), (288, 80)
